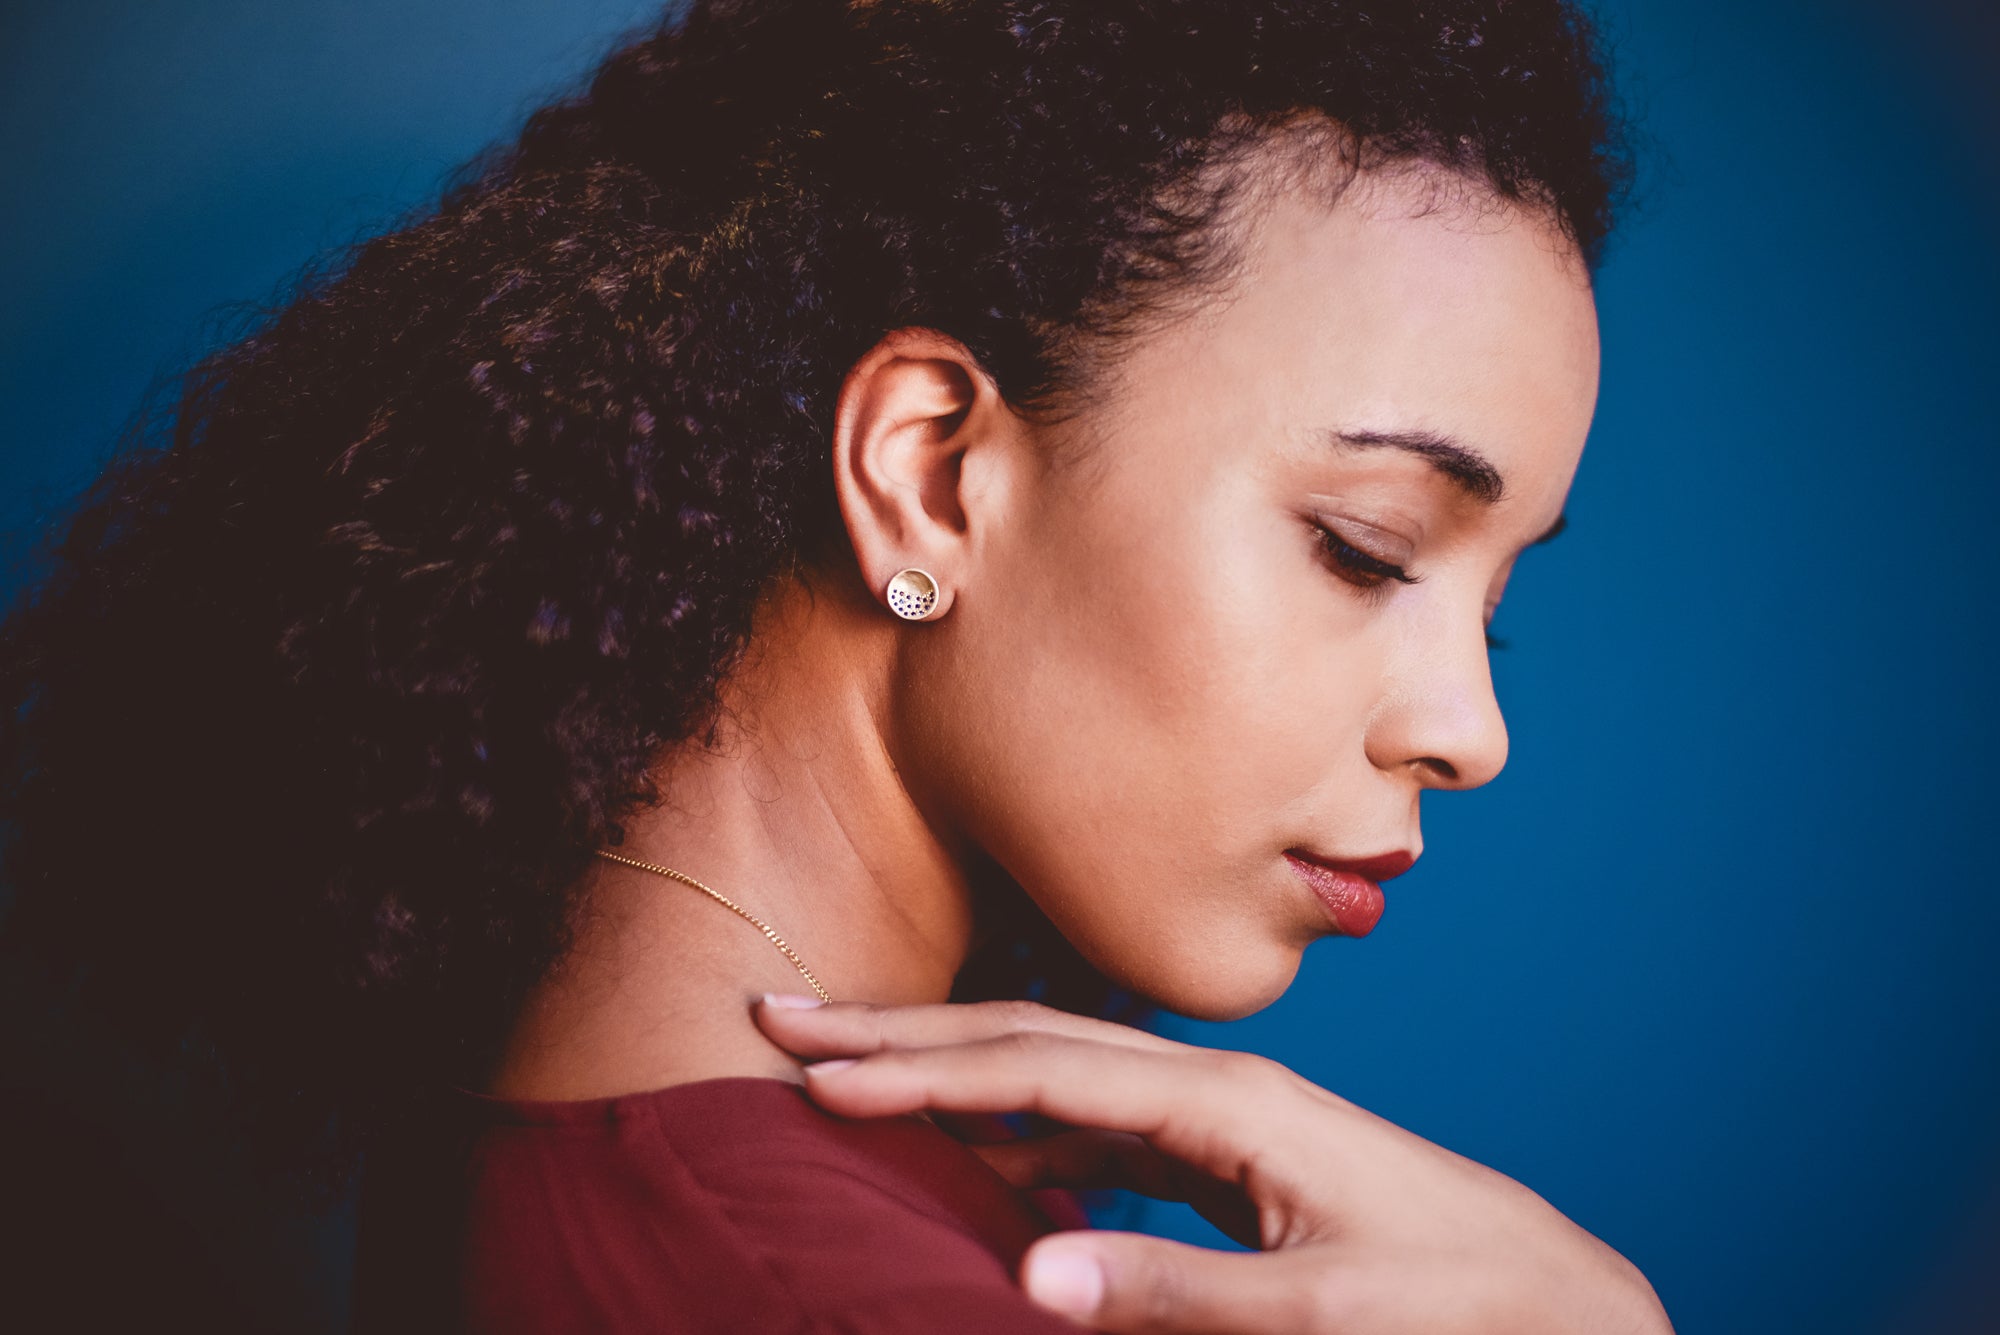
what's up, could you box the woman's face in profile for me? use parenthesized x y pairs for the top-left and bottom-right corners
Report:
(900, 164), (1601, 1020)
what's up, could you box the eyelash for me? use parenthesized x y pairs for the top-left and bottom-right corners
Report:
(1313, 522), (1508, 651)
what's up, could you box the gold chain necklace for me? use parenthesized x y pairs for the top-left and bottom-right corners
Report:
(590, 848), (833, 1003)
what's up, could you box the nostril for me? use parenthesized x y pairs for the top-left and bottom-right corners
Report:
(1420, 756), (1460, 784)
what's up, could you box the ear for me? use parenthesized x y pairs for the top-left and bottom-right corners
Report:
(830, 327), (1014, 620)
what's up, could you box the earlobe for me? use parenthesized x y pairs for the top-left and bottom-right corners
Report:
(830, 327), (994, 624)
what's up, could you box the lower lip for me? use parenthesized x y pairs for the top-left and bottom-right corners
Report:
(1286, 854), (1385, 937)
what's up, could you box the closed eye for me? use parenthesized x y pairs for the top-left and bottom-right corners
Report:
(1313, 521), (1419, 590)
(1313, 521), (1507, 651)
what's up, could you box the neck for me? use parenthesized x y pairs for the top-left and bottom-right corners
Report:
(484, 567), (981, 1101)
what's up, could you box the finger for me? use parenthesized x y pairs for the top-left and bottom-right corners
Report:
(1021, 1232), (1340, 1335)
(751, 994), (1183, 1061)
(975, 1131), (1265, 1248)
(799, 1031), (1309, 1189)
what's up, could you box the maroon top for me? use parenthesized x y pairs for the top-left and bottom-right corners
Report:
(351, 1075), (1095, 1332)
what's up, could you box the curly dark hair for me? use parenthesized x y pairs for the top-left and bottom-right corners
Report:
(0, 0), (1630, 1190)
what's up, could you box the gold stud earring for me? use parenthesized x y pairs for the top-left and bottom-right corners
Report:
(885, 567), (942, 621)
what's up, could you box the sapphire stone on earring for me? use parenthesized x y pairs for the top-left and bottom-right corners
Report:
(885, 568), (941, 621)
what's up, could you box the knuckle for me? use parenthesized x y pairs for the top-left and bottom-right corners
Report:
(1228, 1048), (1279, 1078)
(855, 1002), (894, 1050)
(1465, 1154), (1552, 1213)
(1215, 1047), (1291, 1092)
(990, 1027), (1064, 1061)
(979, 997), (1061, 1031)
(1196, 1045), (1247, 1078)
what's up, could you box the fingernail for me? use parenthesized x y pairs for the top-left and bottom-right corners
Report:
(1023, 1247), (1103, 1318)
(804, 1058), (858, 1076)
(761, 992), (827, 1010)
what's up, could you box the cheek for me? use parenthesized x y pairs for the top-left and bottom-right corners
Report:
(899, 460), (1364, 955)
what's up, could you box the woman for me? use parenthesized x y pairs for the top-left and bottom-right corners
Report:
(0, 0), (1669, 1329)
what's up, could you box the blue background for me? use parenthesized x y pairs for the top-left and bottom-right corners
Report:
(2, 2), (1994, 1330)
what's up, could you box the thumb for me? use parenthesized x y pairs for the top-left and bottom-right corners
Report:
(1020, 1230), (1309, 1334)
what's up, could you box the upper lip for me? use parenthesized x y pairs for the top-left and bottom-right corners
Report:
(1287, 847), (1419, 882)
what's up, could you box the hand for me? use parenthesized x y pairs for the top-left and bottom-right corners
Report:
(753, 995), (1673, 1335)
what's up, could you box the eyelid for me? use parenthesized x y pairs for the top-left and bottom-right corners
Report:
(1313, 513), (1416, 566)
(1312, 521), (1422, 591)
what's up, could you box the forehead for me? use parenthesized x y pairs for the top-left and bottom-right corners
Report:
(1096, 160), (1602, 505)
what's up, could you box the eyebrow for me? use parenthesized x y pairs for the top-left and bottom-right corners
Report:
(1321, 426), (1569, 546)
(1323, 427), (1507, 504)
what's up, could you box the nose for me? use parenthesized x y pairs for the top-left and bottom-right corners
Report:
(1365, 608), (1510, 791)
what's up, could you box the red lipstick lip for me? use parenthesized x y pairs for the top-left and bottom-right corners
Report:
(1287, 848), (1418, 882)
(1283, 848), (1418, 938)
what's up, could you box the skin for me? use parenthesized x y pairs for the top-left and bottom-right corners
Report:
(486, 156), (1669, 1330)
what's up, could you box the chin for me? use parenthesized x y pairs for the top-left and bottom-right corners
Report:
(1111, 940), (1305, 1024)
